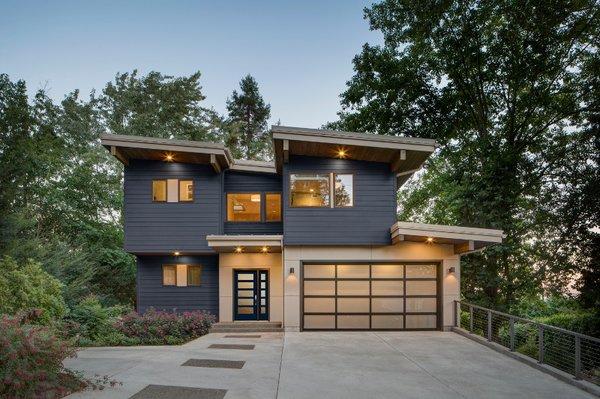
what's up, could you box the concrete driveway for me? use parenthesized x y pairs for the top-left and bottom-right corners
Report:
(65, 331), (594, 399)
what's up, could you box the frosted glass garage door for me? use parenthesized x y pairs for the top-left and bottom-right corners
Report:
(302, 263), (439, 330)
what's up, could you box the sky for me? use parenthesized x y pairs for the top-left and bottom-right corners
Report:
(0, 0), (381, 128)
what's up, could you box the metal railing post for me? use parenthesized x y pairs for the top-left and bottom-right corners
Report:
(487, 310), (492, 341)
(538, 325), (544, 364)
(575, 336), (581, 380)
(454, 301), (458, 328)
(509, 317), (515, 351)
(469, 305), (473, 333)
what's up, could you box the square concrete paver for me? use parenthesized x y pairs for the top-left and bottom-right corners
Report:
(65, 331), (594, 399)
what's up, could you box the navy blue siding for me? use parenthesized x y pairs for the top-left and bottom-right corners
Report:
(124, 160), (222, 253)
(223, 171), (283, 235)
(283, 155), (397, 245)
(136, 255), (219, 316)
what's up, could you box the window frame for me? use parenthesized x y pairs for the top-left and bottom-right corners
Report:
(152, 179), (168, 203)
(162, 264), (177, 286)
(226, 192), (263, 223)
(332, 173), (354, 208)
(265, 192), (282, 222)
(288, 172), (332, 208)
(152, 179), (195, 203)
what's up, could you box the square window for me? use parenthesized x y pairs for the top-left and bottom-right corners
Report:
(266, 193), (282, 221)
(227, 193), (261, 222)
(152, 180), (167, 202)
(290, 174), (330, 207)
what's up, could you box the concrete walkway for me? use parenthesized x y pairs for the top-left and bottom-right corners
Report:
(65, 331), (595, 399)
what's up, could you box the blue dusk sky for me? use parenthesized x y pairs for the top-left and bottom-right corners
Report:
(0, 0), (381, 128)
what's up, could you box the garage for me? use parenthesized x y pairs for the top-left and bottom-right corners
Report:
(302, 263), (440, 330)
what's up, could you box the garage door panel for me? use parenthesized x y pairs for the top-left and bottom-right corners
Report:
(405, 264), (437, 278)
(371, 264), (404, 278)
(337, 298), (369, 313)
(372, 280), (403, 296)
(406, 280), (437, 295)
(406, 297), (437, 313)
(304, 280), (335, 296)
(337, 280), (369, 296)
(406, 314), (437, 329)
(372, 297), (404, 313)
(304, 297), (335, 313)
(372, 315), (404, 329)
(337, 264), (370, 278)
(337, 315), (370, 329)
(304, 315), (335, 329)
(304, 264), (335, 279)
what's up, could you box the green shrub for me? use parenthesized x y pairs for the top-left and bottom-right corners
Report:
(0, 256), (66, 324)
(537, 311), (600, 338)
(0, 312), (83, 398)
(65, 296), (119, 342)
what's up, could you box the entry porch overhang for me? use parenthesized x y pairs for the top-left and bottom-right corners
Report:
(206, 234), (283, 253)
(390, 222), (505, 255)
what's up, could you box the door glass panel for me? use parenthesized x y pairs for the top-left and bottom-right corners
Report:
(406, 280), (436, 295)
(304, 264), (335, 278)
(337, 264), (369, 278)
(238, 298), (254, 306)
(372, 315), (404, 329)
(337, 315), (369, 329)
(406, 298), (437, 313)
(372, 280), (403, 296)
(304, 280), (335, 296)
(337, 298), (369, 313)
(261, 290), (266, 297)
(238, 282), (254, 289)
(372, 298), (403, 313)
(261, 307), (266, 313)
(304, 298), (335, 313)
(237, 273), (254, 280)
(405, 264), (437, 278)
(372, 264), (403, 278)
(261, 282), (266, 289)
(238, 290), (253, 297)
(261, 298), (266, 305)
(237, 307), (254, 314)
(406, 315), (437, 329)
(304, 315), (335, 329)
(261, 273), (267, 281)
(337, 280), (369, 296)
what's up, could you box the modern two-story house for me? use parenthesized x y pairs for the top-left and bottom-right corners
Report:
(101, 126), (503, 331)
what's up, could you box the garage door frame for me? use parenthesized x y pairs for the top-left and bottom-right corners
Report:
(300, 260), (442, 331)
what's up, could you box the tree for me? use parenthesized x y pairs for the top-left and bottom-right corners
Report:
(331, 0), (600, 309)
(225, 75), (271, 160)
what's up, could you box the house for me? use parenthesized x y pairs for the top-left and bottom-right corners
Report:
(101, 125), (503, 331)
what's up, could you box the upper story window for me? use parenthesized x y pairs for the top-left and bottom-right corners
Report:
(227, 193), (261, 222)
(290, 173), (354, 208)
(289, 173), (330, 207)
(266, 193), (282, 221)
(152, 179), (194, 202)
(162, 264), (201, 286)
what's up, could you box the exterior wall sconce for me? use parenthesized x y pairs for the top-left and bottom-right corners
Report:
(173, 251), (180, 256)
(289, 267), (295, 275)
(235, 246), (243, 253)
(448, 266), (456, 274)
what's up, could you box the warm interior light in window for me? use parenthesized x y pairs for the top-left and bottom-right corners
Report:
(250, 194), (261, 202)
(165, 153), (174, 162)
(261, 246), (268, 253)
(426, 237), (434, 243)
(235, 246), (243, 253)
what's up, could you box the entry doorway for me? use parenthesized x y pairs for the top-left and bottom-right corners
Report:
(234, 270), (269, 320)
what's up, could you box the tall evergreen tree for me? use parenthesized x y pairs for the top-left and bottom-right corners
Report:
(225, 75), (271, 160)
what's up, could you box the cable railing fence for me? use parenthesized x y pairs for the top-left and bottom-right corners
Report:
(454, 300), (600, 386)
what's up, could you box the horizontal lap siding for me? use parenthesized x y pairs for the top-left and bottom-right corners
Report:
(223, 171), (283, 235)
(124, 160), (221, 253)
(283, 155), (396, 245)
(137, 255), (219, 316)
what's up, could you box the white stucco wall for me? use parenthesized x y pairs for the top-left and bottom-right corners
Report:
(282, 242), (460, 331)
(218, 252), (283, 323)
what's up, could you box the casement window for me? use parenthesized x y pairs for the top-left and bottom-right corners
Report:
(162, 264), (201, 287)
(265, 193), (282, 222)
(227, 193), (261, 222)
(152, 179), (194, 202)
(290, 173), (354, 208)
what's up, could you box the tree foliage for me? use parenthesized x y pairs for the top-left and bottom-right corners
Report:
(331, 0), (600, 309)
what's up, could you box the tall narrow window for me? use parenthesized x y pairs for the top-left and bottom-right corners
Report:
(227, 193), (261, 222)
(179, 180), (194, 202)
(152, 180), (167, 202)
(334, 174), (353, 207)
(266, 193), (282, 221)
(187, 265), (201, 286)
(162, 265), (177, 285)
(290, 174), (330, 207)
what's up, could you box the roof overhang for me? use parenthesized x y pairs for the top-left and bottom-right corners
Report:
(271, 125), (437, 187)
(390, 222), (504, 255)
(101, 134), (233, 172)
(230, 159), (277, 174)
(206, 235), (283, 253)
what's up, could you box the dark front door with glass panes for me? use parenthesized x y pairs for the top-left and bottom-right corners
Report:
(234, 270), (269, 320)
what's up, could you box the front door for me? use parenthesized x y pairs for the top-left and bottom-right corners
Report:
(234, 270), (269, 321)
